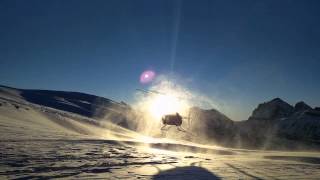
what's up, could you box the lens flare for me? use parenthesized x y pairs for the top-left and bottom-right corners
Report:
(140, 70), (156, 84)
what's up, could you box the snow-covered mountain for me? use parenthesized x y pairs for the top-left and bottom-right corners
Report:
(249, 98), (294, 120)
(1, 85), (319, 150)
(184, 98), (320, 150)
(188, 107), (236, 146)
(234, 98), (320, 150)
(0, 85), (135, 129)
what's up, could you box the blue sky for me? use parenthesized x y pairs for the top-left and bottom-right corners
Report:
(1, 0), (319, 120)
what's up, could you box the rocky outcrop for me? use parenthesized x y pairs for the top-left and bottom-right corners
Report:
(249, 98), (294, 120)
(184, 99), (319, 149)
(234, 98), (320, 149)
(294, 101), (312, 112)
(189, 107), (236, 145)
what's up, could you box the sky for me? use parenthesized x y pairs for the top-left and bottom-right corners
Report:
(1, 0), (320, 120)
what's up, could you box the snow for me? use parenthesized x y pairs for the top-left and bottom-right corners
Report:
(1, 98), (320, 179)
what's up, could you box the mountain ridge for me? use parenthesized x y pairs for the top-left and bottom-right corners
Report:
(1, 84), (319, 150)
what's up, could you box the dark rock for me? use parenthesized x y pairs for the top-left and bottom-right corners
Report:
(184, 156), (195, 158)
(189, 107), (235, 145)
(294, 101), (312, 112)
(305, 110), (320, 117)
(249, 98), (294, 120)
(14, 104), (19, 109)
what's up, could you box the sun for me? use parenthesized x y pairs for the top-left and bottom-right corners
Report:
(135, 78), (192, 125)
(148, 94), (188, 119)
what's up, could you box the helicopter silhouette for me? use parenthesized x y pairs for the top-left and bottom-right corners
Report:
(136, 89), (193, 134)
(161, 112), (192, 133)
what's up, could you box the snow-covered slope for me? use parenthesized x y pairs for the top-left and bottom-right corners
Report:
(1, 85), (320, 179)
(0, 85), (135, 129)
(1, 85), (319, 150)
(1, 92), (320, 179)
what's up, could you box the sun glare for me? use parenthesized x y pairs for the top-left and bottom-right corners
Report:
(135, 78), (194, 126)
(149, 95), (180, 119)
(145, 88), (190, 120)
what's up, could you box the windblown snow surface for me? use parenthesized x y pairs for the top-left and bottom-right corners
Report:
(1, 97), (320, 179)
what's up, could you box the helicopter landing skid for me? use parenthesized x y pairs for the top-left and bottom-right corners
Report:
(177, 126), (196, 137)
(161, 125), (185, 132)
(161, 125), (171, 131)
(161, 124), (196, 137)
(161, 125), (192, 134)
(176, 126), (187, 132)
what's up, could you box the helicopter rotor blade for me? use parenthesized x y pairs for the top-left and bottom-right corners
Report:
(136, 88), (211, 106)
(136, 89), (166, 96)
(136, 89), (186, 101)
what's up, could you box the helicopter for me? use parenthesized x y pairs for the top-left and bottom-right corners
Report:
(160, 112), (191, 133)
(136, 88), (194, 134)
